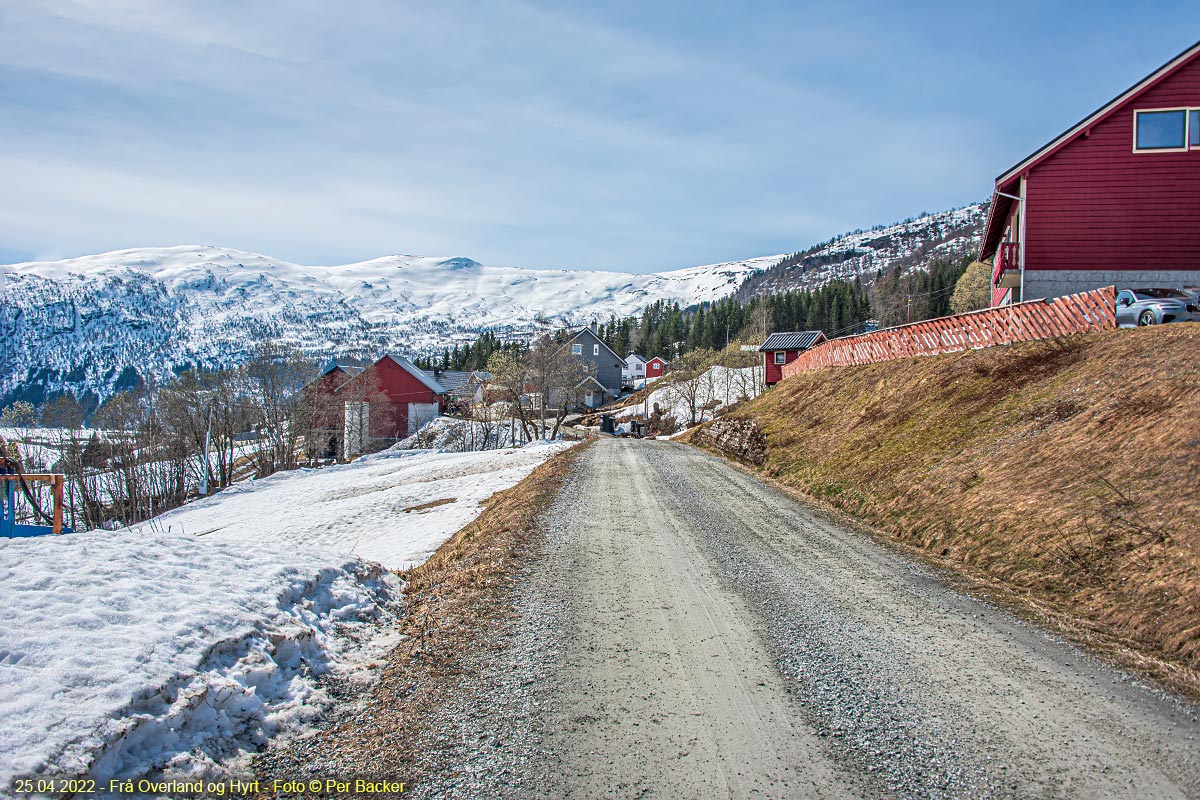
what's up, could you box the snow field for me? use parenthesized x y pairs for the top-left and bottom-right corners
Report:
(0, 440), (573, 786)
(613, 365), (765, 429)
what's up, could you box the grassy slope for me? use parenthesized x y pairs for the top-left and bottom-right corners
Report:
(694, 326), (1200, 695)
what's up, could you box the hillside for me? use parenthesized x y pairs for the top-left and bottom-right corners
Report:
(735, 203), (987, 299)
(687, 326), (1200, 697)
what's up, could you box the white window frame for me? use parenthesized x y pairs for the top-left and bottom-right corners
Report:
(1132, 107), (1195, 153)
(593, 344), (599, 356)
(774, 351), (787, 365)
(572, 343), (582, 355)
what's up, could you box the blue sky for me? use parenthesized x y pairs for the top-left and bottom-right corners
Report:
(0, 1), (1196, 271)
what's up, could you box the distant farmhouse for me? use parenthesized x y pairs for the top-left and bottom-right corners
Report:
(622, 353), (667, 389)
(568, 326), (626, 407)
(308, 354), (448, 458)
(759, 331), (826, 387)
(983, 41), (1200, 305)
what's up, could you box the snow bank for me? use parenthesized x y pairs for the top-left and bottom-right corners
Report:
(157, 440), (574, 569)
(391, 416), (564, 453)
(0, 529), (393, 786)
(613, 365), (765, 429)
(0, 441), (573, 786)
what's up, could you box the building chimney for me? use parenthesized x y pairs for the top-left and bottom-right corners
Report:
(590, 321), (598, 334)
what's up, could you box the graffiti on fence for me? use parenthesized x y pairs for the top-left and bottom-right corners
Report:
(782, 286), (1116, 376)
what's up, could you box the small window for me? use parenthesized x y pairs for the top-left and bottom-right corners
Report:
(774, 351), (787, 365)
(1192, 111), (1200, 147)
(571, 343), (582, 355)
(593, 344), (599, 356)
(1135, 109), (1186, 150)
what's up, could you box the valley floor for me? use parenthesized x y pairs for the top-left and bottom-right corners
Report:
(402, 438), (1198, 798)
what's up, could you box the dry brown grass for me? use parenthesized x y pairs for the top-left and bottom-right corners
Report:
(690, 325), (1200, 699)
(253, 442), (589, 792)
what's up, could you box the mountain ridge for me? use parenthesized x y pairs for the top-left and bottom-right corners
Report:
(0, 203), (988, 407)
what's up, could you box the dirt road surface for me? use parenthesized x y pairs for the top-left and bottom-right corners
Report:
(419, 438), (1199, 799)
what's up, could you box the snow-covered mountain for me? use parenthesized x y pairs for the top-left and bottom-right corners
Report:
(0, 203), (988, 406)
(0, 248), (779, 404)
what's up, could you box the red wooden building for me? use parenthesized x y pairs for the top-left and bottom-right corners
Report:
(759, 331), (826, 386)
(645, 356), (666, 379)
(982, 42), (1200, 306)
(336, 354), (447, 454)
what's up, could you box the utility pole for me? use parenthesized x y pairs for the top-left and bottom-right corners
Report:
(199, 405), (213, 497)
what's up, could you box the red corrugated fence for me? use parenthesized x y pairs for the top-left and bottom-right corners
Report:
(781, 286), (1116, 377)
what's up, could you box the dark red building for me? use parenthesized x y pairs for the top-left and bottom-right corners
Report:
(759, 331), (826, 386)
(337, 354), (447, 448)
(982, 42), (1200, 306)
(645, 357), (666, 379)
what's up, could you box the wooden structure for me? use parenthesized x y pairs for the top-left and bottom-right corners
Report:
(0, 469), (66, 537)
(781, 286), (1115, 376)
(982, 41), (1200, 306)
(758, 331), (827, 386)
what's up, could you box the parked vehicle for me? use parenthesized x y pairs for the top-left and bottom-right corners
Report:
(1115, 288), (1200, 327)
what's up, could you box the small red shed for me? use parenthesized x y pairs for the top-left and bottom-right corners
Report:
(759, 331), (826, 387)
(982, 41), (1200, 305)
(645, 357), (666, 379)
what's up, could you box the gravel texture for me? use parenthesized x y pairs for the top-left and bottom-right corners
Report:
(409, 438), (1200, 798)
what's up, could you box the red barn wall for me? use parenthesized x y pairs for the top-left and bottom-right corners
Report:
(344, 358), (442, 439)
(764, 350), (800, 385)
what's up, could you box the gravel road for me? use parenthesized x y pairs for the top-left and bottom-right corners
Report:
(419, 438), (1199, 799)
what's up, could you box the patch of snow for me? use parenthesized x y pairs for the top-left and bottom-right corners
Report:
(0, 441), (573, 786)
(390, 416), (562, 453)
(612, 365), (765, 430)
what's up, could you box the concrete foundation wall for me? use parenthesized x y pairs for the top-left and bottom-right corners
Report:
(1021, 270), (1200, 302)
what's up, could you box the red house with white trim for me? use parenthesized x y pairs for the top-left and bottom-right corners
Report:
(645, 356), (666, 379)
(759, 331), (826, 386)
(982, 41), (1200, 306)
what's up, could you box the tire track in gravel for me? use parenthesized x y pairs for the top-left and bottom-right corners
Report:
(419, 438), (1200, 799)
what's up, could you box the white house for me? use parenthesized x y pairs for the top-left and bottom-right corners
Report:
(622, 353), (649, 387)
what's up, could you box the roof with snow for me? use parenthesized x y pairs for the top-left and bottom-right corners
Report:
(320, 360), (364, 377)
(758, 331), (826, 352)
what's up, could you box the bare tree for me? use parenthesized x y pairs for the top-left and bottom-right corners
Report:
(486, 349), (534, 443)
(241, 342), (317, 475)
(666, 348), (719, 428)
(523, 333), (593, 439)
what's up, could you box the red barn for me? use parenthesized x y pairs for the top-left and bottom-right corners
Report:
(759, 331), (826, 386)
(982, 42), (1200, 306)
(337, 354), (446, 455)
(304, 362), (362, 430)
(645, 356), (666, 379)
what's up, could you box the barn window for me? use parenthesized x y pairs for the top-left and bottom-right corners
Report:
(572, 343), (582, 355)
(774, 351), (787, 364)
(1134, 109), (1187, 151)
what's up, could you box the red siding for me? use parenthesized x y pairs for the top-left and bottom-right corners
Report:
(646, 358), (665, 378)
(339, 357), (442, 439)
(1024, 53), (1200, 272)
(764, 350), (800, 385)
